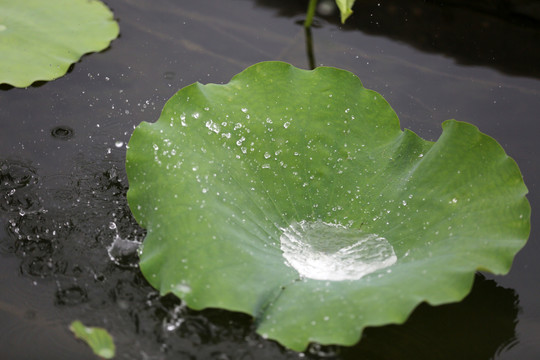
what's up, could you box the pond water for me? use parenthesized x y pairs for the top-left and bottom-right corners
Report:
(1, 0), (540, 359)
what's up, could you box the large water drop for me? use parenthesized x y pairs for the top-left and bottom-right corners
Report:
(280, 220), (397, 281)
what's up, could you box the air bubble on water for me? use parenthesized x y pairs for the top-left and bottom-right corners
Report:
(280, 220), (397, 281)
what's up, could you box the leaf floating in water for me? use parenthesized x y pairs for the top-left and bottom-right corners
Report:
(0, 0), (119, 87)
(70, 320), (115, 359)
(126, 61), (530, 351)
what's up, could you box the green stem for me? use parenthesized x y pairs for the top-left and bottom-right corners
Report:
(304, 27), (316, 69)
(304, 0), (318, 28)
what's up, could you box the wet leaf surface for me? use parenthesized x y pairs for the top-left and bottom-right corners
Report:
(126, 61), (529, 350)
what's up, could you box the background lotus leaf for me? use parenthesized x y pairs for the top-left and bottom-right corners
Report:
(126, 61), (530, 351)
(0, 0), (119, 87)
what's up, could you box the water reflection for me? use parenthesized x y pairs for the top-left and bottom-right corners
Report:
(255, 0), (540, 78)
(340, 274), (519, 359)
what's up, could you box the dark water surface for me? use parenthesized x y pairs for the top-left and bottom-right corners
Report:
(1, 0), (540, 359)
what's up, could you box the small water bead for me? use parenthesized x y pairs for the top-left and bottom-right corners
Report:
(180, 114), (187, 127)
(114, 141), (124, 148)
(236, 137), (245, 146)
(280, 220), (397, 281)
(205, 120), (220, 134)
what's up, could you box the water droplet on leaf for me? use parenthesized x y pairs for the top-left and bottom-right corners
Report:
(280, 220), (397, 281)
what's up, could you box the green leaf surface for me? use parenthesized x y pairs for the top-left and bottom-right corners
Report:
(126, 61), (530, 351)
(70, 320), (115, 359)
(335, 0), (356, 23)
(0, 0), (119, 87)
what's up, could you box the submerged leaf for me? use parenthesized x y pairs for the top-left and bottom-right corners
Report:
(0, 0), (119, 87)
(126, 61), (530, 351)
(70, 320), (115, 359)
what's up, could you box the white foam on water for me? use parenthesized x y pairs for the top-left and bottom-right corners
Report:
(280, 220), (397, 281)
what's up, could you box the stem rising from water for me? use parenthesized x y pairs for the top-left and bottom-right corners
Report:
(304, 0), (318, 28)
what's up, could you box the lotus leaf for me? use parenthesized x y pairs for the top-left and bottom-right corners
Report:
(70, 320), (115, 359)
(126, 61), (530, 350)
(0, 0), (119, 87)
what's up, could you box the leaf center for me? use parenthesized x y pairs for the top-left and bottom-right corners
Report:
(279, 220), (397, 281)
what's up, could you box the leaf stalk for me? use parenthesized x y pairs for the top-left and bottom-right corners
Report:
(304, 0), (318, 28)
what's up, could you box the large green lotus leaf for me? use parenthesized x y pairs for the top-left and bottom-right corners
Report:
(0, 0), (119, 87)
(126, 61), (530, 351)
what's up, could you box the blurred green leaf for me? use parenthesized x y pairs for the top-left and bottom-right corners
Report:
(335, 0), (356, 23)
(70, 320), (115, 359)
(0, 0), (119, 87)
